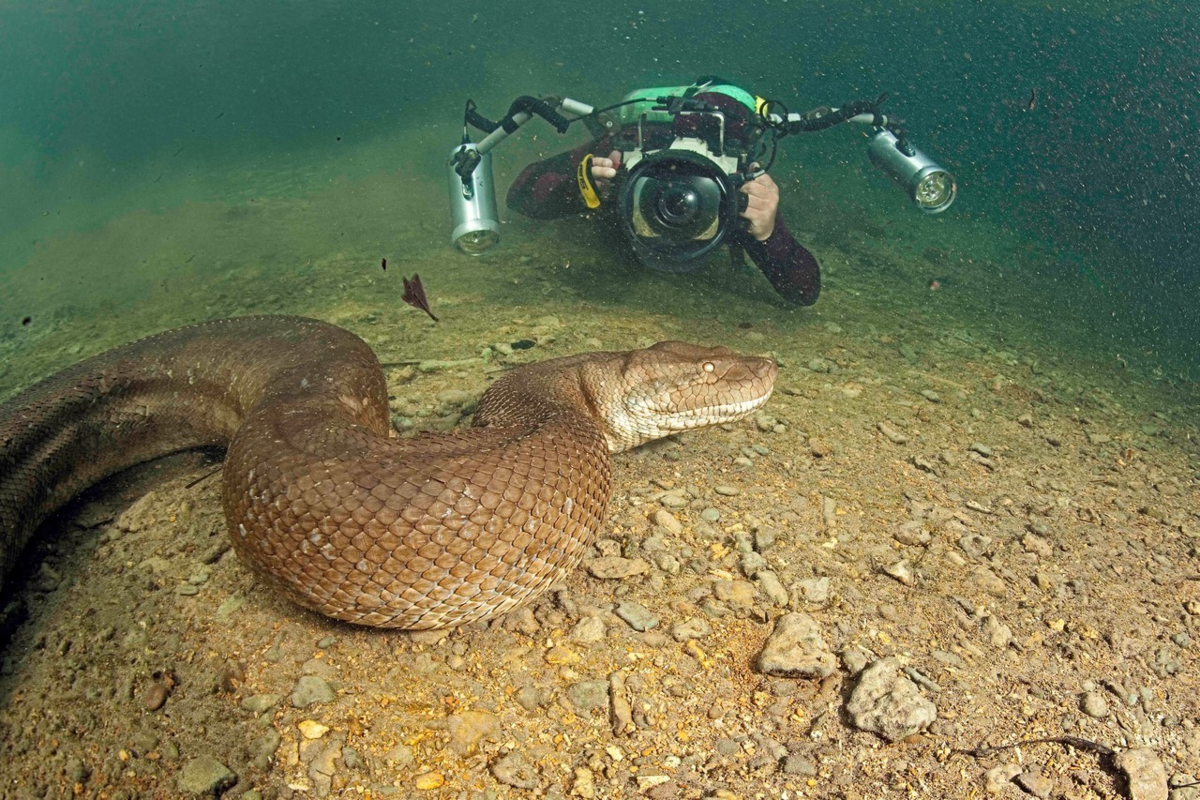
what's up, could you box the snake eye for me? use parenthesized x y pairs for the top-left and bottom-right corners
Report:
(702, 361), (715, 373)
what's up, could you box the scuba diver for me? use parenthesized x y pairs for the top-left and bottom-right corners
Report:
(447, 77), (954, 306)
(505, 80), (821, 307)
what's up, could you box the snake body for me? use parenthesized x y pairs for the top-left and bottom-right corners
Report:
(0, 316), (775, 629)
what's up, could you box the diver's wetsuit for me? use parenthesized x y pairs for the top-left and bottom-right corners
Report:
(506, 126), (821, 307)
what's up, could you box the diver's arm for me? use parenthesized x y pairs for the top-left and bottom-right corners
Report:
(740, 212), (821, 307)
(507, 140), (606, 220)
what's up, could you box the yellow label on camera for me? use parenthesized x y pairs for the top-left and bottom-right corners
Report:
(577, 153), (601, 209)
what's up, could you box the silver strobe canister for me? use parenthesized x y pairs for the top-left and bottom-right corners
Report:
(448, 142), (500, 254)
(867, 129), (957, 214)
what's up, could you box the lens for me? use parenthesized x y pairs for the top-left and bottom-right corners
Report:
(454, 228), (499, 255)
(657, 185), (700, 224)
(617, 149), (736, 271)
(634, 174), (723, 239)
(913, 171), (955, 212)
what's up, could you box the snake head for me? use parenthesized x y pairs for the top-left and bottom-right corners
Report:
(588, 341), (778, 452)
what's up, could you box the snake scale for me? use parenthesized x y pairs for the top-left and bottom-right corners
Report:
(0, 316), (776, 629)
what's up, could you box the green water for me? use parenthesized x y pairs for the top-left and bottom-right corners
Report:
(0, 0), (1196, 396)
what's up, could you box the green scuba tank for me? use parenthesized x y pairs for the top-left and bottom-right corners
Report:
(614, 82), (761, 127)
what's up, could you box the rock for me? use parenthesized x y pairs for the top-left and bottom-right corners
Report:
(1115, 748), (1168, 800)
(714, 485), (741, 497)
(569, 616), (607, 643)
(291, 675), (335, 708)
(587, 557), (650, 580)
(794, 577), (830, 605)
(178, 755), (235, 795)
(781, 755), (817, 776)
(757, 570), (790, 606)
(1015, 768), (1055, 798)
(1081, 691), (1109, 719)
(983, 615), (1013, 648)
(298, 720), (329, 739)
(985, 763), (1021, 795)
(878, 421), (909, 444)
(714, 579), (757, 610)
(755, 613), (836, 678)
(567, 680), (610, 713)
(491, 750), (538, 789)
(884, 560), (916, 587)
(670, 618), (712, 641)
(241, 693), (283, 714)
(653, 509), (683, 535)
(447, 710), (500, 754)
(572, 767), (597, 799)
(846, 657), (937, 742)
(615, 601), (658, 631)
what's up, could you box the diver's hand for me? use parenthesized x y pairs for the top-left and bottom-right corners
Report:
(590, 150), (622, 195)
(740, 166), (779, 241)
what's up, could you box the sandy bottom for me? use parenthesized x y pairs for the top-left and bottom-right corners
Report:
(0, 169), (1197, 799)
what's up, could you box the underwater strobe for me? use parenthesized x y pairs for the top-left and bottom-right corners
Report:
(447, 140), (500, 255)
(867, 129), (956, 214)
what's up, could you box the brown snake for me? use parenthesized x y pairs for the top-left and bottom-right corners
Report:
(0, 316), (776, 629)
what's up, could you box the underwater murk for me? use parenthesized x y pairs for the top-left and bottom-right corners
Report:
(0, 1), (1196, 797)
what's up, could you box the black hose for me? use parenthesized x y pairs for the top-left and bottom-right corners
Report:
(464, 96), (571, 136)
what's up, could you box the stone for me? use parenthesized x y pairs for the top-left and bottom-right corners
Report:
(755, 613), (836, 678)
(615, 601), (659, 631)
(568, 680), (610, 713)
(447, 710), (500, 754)
(587, 557), (650, 580)
(1081, 691), (1109, 719)
(1114, 748), (1168, 800)
(794, 577), (830, 604)
(177, 755), (235, 795)
(491, 750), (539, 790)
(291, 675), (335, 708)
(846, 657), (937, 742)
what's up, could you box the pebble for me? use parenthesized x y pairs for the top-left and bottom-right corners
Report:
(291, 675), (335, 708)
(241, 693), (283, 714)
(920, 389), (942, 403)
(142, 681), (169, 711)
(414, 771), (445, 790)
(877, 421), (909, 444)
(714, 580), (756, 609)
(1022, 533), (1053, 557)
(587, 557), (649, 579)
(177, 755), (235, 794)
(846, 657), (938, 742)
(793, 577), (830, 605)
(1081, 691), (1109, 719)
(884, 560), (917, 587)
(1115, 748), (1168, 800)
(572, 767), (597, 798)
(653, 509), (683, 535)
(700, 508), (721, 523)
(756, 570), (790, 606)
(447, 710), (500, 754)
(781, 755), (817, 776)
(568, 680), (610, 713)
(755, 612), (836, 678)
(713, 485), (740, 497)
(610, 671), (633, 735)
(616, 601), (659, 631)
(298, 720), (329, 739)
(1015, 768), (1055, 798)
(569, 616), (607, 643)
(670, 618), (712, 641)
(985, 764), (1021, 795)
(491, 750), (538, 789)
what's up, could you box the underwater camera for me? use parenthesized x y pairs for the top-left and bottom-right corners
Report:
(447, 81), (957, 266)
